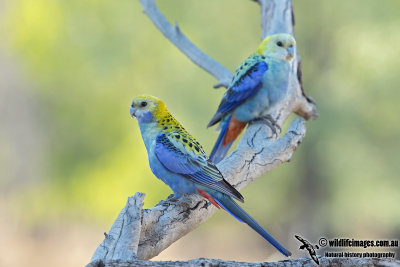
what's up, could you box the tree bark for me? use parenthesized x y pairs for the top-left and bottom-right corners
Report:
(87, 256), (400, 267)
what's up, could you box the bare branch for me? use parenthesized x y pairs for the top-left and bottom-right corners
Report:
(257, 0), (294, 38)
(257, 0), (318, 119)
(90, 119), (306, 261)
(87, 256), (400, 267)
(91, 193), (145, 262)
(139, 0), (233, 88)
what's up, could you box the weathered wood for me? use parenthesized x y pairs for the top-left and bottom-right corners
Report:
(91, 193), (145, 262)
(87, 257), (400, 267)
(137, 119), (307, 260)
(139, 0), (233, 88)
(89, 119), (307, 262)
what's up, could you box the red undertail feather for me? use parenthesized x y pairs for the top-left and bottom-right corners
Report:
(197, 188), (221, 209)
(224, 114), (246, 146)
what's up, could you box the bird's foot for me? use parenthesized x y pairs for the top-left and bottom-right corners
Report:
(263, 115), (281, 133)
(167, 194), (180, 202)
(252, 115), (281, 138)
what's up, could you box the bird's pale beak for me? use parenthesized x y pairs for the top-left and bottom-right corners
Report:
(130, 105), (137, 117)
(286, 46), (294, 60)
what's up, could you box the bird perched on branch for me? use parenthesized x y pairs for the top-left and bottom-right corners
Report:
(130, 95), (291, 257)
(208, 33), (296, 163)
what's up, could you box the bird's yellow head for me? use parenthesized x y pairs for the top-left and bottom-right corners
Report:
(130, 94), (168, 123)
(256, 33), (296, 61)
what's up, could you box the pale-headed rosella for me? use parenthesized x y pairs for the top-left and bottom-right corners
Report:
(130, 95), (291, 257)
(208, 33), (296, 163)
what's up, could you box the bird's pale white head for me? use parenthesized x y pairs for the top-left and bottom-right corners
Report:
(130, 95), (167, 123)
(257, 33), (296, 61)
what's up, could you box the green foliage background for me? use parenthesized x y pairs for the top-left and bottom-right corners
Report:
(1, 0), (399, 265)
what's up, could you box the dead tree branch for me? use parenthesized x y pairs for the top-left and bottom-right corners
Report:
(87, 256), (400, 267)
(88, 0), (319, 265)
(91, 193), (145, 262)
(139, 0), (233, 88)
(90, 119), (306, 263)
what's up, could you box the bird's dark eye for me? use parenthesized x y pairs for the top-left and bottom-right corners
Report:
(141, 101), (147, 107)
(277, 41), (283, 47)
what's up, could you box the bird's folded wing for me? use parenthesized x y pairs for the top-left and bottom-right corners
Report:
(208, 58), (269, 126)
(155, 133), (243, 202)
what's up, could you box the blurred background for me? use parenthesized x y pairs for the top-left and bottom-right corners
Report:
(1, 0), (400, 266)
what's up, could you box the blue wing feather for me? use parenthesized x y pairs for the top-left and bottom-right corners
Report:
(208, 60), (268, 127)
(155, 134), (199, 174)
(217, 61), (268, 114)
(155, 134), (243, 201)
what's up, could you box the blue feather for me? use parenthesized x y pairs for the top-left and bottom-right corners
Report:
(213, 198), (244, 223)
(155, 134), (243, 201)
(209, 114), (233, 164)
(211, 193), (292, 257)
(217, 61), (268, 115)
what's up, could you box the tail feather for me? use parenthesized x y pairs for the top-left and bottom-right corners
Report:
(213, 198), (244, 223)
(213, 194), (292, 257)
(209, 114), (233, 164)
(209, 114), (246, 164)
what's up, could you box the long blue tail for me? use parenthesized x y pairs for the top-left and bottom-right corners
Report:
(213, 194), (292, 257)
(209, 114), (234, 164)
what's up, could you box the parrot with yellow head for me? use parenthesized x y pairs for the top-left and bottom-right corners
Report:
(130, 95), (291, 257)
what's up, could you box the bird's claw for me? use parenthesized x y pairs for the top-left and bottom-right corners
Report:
(252, 115), (281, 138)
(167, 194), (180, 202)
